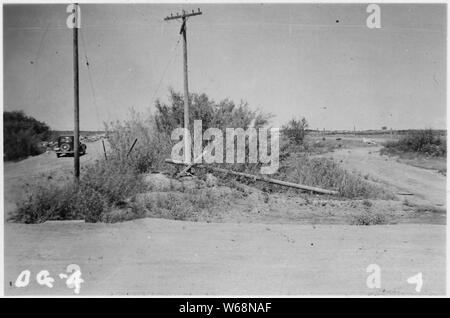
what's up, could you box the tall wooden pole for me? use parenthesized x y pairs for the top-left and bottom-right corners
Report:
(181, 16), (190, 163)
(164, 8), (202, 164)
(73, 4), (80, 181)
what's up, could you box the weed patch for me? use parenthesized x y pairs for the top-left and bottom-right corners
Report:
(10, 159), (145, 223)
(351, 212), (387, 225)
(382, 129), (446, 157)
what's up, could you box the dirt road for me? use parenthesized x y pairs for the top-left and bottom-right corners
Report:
(324, 146), (446, 208)
(4, 219), (445, 295)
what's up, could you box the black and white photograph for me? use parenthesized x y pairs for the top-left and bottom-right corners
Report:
(1, 1), (447, 298)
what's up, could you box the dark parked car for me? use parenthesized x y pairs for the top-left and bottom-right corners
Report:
(54, 135), (86, 158)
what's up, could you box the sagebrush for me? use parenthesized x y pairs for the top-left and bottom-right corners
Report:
(383, 129), (446, 157)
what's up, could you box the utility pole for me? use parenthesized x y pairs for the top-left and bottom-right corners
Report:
(164, 8), (202, 164)
(73, 3), (80, 181)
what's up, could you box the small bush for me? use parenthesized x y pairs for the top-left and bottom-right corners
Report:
(351, 212), (387, 225)
(10, 182), (107, 224)
(10, 183), (76, 223)
(281, 117), (308, 144)
(10, 158), (145, 223)
(383, 129), (446, 157)
(77, 187), (108, 223)
(81, 159), (143, 205)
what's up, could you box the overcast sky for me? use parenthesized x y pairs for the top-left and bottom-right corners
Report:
(3, 3), (446, 131)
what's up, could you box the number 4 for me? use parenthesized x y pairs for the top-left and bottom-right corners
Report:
(64, 264), (84, 294)
(407, 272), (423, 293)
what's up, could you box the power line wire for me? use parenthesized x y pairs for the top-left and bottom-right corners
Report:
(149, 34), (182, 105)
(5, 22), (445, 34)
(33, 23), (50, 103)
(79, 28), (103, 130)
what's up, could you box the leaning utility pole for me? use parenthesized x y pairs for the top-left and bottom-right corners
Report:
(73, 3), (80, 181)
(164, 8), (202, 164)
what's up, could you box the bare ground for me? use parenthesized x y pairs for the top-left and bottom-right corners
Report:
(4, 219), (445, 295)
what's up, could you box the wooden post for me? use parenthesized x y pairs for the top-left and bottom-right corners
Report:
(127, 138), (138, 157)
(181, 16), (190, 164)
(73, 4), (80, 181)
(102, 139), (107, 161)
(164, 8), (202, 164)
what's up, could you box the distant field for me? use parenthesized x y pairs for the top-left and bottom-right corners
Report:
(307, 129), (446, 137)
(305, 133), (388, 155)
(308, 132), (446, 174)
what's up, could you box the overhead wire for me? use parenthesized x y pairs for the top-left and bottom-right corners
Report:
(79, 28), (103, 130)
(33, 23), (50, 104)
(149, 33), (182, 105)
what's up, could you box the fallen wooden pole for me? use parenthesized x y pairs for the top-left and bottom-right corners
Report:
(165, 159), (339, 195)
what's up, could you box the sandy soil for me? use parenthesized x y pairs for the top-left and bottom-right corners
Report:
(322, 146), (446, 208)
(4, 219), (445, 295)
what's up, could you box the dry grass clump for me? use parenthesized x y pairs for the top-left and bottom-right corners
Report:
(351, 212), (387, 225)
(136, 188), (234, 222)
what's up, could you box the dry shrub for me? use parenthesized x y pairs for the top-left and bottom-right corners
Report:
(10, 182), (107, 224)
(351, 212), (387, 225)
(281, 117), (308, 145)
(105, 109), (172, 173)
(383, 129), (446, 157)
(140, 188), (230, 222)
(10, 158), (145, 224)
(81, 159), (143, 205)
